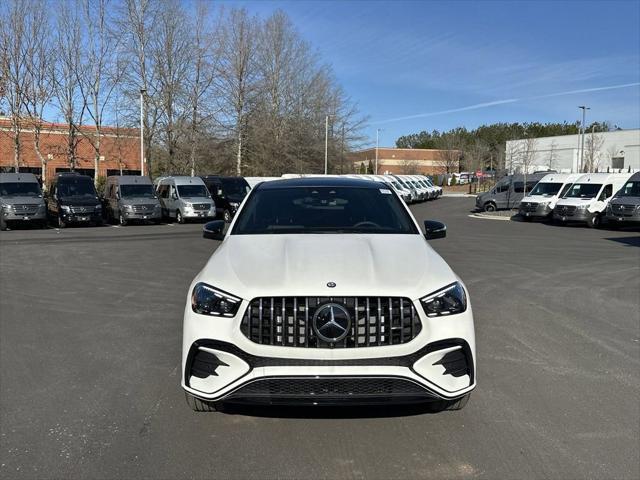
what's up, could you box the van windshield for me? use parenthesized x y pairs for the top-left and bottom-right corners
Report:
(564, 183), (602, 199)
(221, 178), (251, 197)
(529, 182), (563, 196)
(58, 179), (97, 198)
(617, 180), (640, 197)
(120, 184), (155, 198)
(0, 182), (42, 197)
(178, 185), (210, 198)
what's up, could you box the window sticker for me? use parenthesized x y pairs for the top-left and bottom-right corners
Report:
(380, 188), (392, 194)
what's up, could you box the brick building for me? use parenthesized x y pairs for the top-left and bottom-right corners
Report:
(349, 147), (460, 175)
(0, 117), (141, 185)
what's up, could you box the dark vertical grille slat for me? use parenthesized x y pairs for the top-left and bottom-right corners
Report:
(241, 296), (421, 348)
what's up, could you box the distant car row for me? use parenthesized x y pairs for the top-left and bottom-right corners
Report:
(347, 174), (442, 203)
(476, 171), (640, 228)
(0, 172), (251, 230)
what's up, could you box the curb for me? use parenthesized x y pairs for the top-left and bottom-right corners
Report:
(468, 212), (516, 221)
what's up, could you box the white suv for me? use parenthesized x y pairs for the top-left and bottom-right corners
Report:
(182, 177), (476, 411)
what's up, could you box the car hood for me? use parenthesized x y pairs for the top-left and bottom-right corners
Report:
(521, 194), (555, 203)
(182, 197), (213, 204)
(555, 197), (594, 207)
(196, 234), (458, 300)
(120, 197), (160, 206)
(0, 196), (44, 206)
(609, 196), (640, 206)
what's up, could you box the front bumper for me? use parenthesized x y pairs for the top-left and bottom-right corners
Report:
(553, 209), (590, 223)
(60, 212), (103, 223)
(518, 203), (552, 218)
(605, 212), (640, 225)
(123, 209), (161, 221)
(184, 210), (216, 219)
(182, 299), (476, 405)
(2, 209), (46, 221)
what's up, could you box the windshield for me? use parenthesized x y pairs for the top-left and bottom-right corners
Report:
(617, 180), (640, 197)
(120, 184), (155, 198)
(232, 186), (418, 235)
(177, 185), (210, 198)
(564, 183), (602, 199)
(221, 178), (251, 197)
(58, 179), (97, 198)
(0, 182), (42, 197)
(529, 182), (563, 196)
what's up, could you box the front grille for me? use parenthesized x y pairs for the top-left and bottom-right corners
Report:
(611, 204), (637, 217)
(70, 205), (95, 214)
(226, 377), (433, 399)
(557, 205), (576, 216)
(192, 203), (210, 211)
(132, 204), (156, 212)
(520, 202), (538, 213)
(240, 297), (422, 348)
(12, 204), (39, 214)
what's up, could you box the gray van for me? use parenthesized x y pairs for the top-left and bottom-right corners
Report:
(155, 176), (215, 223)
(605, 171), (640, 227)
(0, 172), (47, 230)
(475, 172), (553, 211)
(103, 175), (162, 226)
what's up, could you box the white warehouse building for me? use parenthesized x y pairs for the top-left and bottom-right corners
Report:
(505, 129), (640, 174)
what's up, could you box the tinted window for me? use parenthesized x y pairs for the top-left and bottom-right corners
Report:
(496, 183), (509, 193)
(559, 183), (574, 198)
(0, 182), (42, 197)
(221, 178), (251, 196)
(120, 184), (155, 198)
(530, 182), (563, 196)
(233, 186), (418, 235)
(177, 185), (210, 197)
(57, 178), (97, 197)
(564, 183), (602, 199)
(618, 180), (640, 197)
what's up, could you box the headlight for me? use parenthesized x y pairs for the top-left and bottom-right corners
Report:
(154, 204), (161, 210)
(2, 204), (13, 212)
(61, 205), (71, 213)
(191, 283), (242, 317)
(230, 202), (239, 209)
(576, 204), (588, 211)
(95, 204), (102, 211)
(184, 203), (193, 209)
(420, 282), (467, 317)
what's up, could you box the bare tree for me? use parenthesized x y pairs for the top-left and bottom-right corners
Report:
(217, 8), (259, 176)
(51, 2), (85, 170)
(584, 128), (605, 173)
(435, 133), (463, 174)
(0, 0), (32, 171)
(518, 137), (538, 194)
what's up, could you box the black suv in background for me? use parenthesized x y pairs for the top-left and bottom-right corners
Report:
(200, 176), (251, 222)
(47, 173), (103, 228)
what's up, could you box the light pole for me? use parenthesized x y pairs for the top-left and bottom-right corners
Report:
(140, 88), (146, 176)
(324, 115), (329, 174)
(578, 105), (590, 172)
(375, 128), (382, 174)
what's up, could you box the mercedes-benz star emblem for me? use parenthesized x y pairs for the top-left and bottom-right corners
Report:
(326, 282), (336, 288)
(313, 303), (351, 343)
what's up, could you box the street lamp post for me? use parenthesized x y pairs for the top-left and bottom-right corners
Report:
(324, 115), (329, 175)
(578, 105), (590, 172)
(375, 128), (382, 174)
(140, 89), (146, 176)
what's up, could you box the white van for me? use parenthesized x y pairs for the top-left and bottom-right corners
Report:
(518, 173), (581, 221)
(155, 176), (215, 223)
(553, 173), (633, 228)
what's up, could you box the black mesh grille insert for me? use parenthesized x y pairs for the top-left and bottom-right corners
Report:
(240, 297), (422, 348)
(227, 377), (432, 398)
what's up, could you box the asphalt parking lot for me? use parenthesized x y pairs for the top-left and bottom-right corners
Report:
(1, 197), (639, 480)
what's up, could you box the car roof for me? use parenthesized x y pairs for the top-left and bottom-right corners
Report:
(159, 176), (206, 185)
(107, 175), (152, 185)
(256, 176), (382, 190)
(0, 172), (38, 182)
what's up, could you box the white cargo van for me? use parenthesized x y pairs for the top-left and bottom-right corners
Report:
(518, 173), (581, 221)
(553, 173), (633, 228)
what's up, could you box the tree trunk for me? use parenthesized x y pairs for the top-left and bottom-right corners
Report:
(236, 127), (243, 176)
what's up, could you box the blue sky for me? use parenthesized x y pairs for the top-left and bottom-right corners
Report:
(231, 0), (640, 147)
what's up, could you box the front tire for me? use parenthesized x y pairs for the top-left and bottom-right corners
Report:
(119, 212), (127, 226)
(184, 392), (220, 412)
(483, 202), (497, 212)
(176, 210), (185, 224)
(586, 212), (600, 228)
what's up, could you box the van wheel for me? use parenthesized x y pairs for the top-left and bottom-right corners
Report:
(176, 210), (185, 224)
(586, 213), (600, 228)
(223, 209), (231, 223)
(118, 212), (127, 226)
(483, 202), (497, 212)
(184, 392), (220, 412)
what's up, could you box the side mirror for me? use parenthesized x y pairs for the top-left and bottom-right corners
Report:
(203, 220), (225, 240)
(424, 220), (447, 240)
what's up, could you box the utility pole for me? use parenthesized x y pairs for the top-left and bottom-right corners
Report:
(324, 115), (329, 175)
(578, 105), (590, 173)
(340, 124), (345, 174)
(140, 89), (146, 176)
(375, 128), (382, 175)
